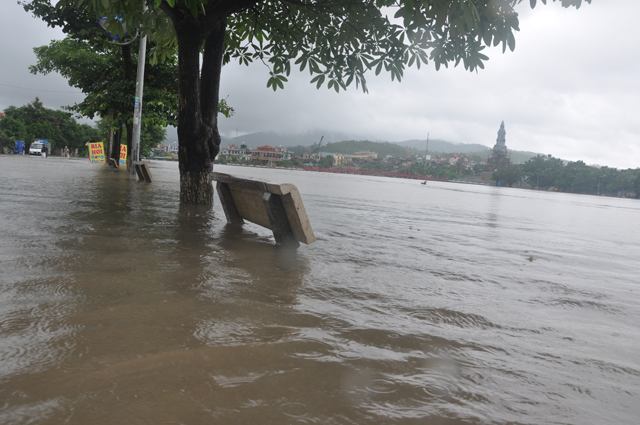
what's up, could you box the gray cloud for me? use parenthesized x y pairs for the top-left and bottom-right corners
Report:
(0, 3), (85, 114)
(217, 0), (640, 169)
(2, 1), (639, 169)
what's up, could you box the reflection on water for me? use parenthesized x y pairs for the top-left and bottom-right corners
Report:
(0, 156), (639, 424)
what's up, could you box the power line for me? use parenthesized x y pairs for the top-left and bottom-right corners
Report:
(0, 83), (81, 94)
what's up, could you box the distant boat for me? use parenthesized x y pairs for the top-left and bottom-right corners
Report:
(421, 181), (427, 185)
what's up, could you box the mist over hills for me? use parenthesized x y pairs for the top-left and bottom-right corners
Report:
(220, 130), (352, 149)
(397, 139), (540, 163)
(220, 131), (490, 152)
(396, 139), (490, 154)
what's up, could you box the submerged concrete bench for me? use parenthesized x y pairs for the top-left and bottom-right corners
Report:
(134, 161), (153, 182)
(212, 172), (315, 247)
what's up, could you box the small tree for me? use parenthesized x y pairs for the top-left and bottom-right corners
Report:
(493, 165), (523, 187)
(0, 130), (14, 153)
(522, 154), (565, 188)
(319, 155), (334, 168)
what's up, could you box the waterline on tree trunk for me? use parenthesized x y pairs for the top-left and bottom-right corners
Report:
(180, 171), (214, 205)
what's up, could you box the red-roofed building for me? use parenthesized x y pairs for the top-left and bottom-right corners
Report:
(251, 145), (285, 164)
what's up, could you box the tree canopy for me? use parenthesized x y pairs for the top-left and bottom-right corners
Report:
(492, 164), (523, 187)
(30, 35), (179, 128)
(512, 155), (640, 196)
(0, 98), (100, 153)
(61, 0), (591, 92)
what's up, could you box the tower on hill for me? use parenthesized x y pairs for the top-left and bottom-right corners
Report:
(487, 121), (510, 170)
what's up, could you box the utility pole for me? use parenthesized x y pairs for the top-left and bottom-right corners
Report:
(425, 133), (429, 160)
(598, 175), (604, 195)
(130, 14), (147, 174)
(96, 11), (147, 174)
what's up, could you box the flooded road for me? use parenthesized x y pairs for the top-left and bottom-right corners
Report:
(1, 155), (639, 424)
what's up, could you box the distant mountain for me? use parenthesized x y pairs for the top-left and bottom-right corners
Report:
(396, 139), (490, 154)
(508, 150), (542, 164)
(320, 140), (412, 157)
(222, 132), (493, 154)
(396, 139), (541, 164)
(220, 130), (354, 149)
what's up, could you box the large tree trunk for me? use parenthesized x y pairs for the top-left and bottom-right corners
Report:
(160, 0), (254, 204)
(106, 112), (114, 165)
(125, 122), (134, 170)
(111, 125), (123, 166)
(176, 27), (209, 204)
(174, 22), (225, 204)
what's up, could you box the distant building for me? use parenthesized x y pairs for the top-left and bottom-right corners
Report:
(302, 150), (325, 161)
(168, 142), (179, 154)
(352, 150), (378, 160)
(220, 143), (251, 161)
(251, 145), (285, 164)
(448, 154), (468, 165)
(221, 143), (239, 159)
(332, 153), (352, 166)
(316, 152), (351, 166)
(275, 145), (292, 160)
(487, 121), (510, 170)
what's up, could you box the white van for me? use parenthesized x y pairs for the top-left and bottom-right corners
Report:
(29, 139), (50, 156)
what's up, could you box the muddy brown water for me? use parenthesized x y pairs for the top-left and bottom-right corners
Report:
(0, 156), (639, 424)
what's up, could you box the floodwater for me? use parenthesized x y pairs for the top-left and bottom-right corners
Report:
(0, 155), (639, 425)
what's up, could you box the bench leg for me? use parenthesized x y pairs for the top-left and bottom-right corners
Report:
(262, 192), (299, 247)
(216, 182), (244, 224)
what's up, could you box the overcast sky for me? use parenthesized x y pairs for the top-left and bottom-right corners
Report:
(2, 1), (639, 169)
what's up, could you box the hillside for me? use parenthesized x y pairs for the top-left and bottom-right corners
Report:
(320, 140), (412, 157)
(220, 130), (353, 149)
(396, 139), (540, 164)
(396, 138), (489, 154)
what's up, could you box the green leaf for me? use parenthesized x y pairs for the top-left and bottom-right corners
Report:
(295, 56), (307, 72)
(310, 74), (325, 89)
(507, 31), (516, 52)
(482, 31), (492, 46)
(189, 2), (198, 18)
(346, 73), (354, 86)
